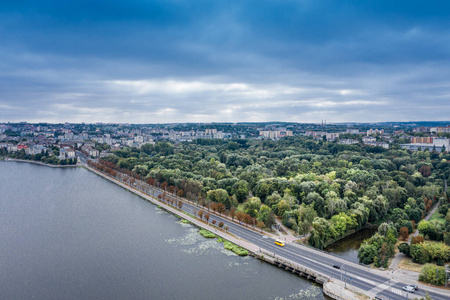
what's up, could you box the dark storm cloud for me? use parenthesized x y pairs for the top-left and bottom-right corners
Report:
(0, 0), (449, 123)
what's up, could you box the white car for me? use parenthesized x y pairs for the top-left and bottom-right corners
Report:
(402, 286), (415, 293)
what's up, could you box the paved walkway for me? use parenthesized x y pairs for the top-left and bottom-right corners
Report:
(274, 218), (299, 242)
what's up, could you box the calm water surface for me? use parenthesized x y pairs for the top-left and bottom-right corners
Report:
(0, 162), (326, 300)
(324, 227), (377, 263)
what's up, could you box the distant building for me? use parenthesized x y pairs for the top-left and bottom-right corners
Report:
(401, 138), (449, 152)
(346, 129), (360, 134)
(430, 126), (450, 134)
(365, 142), (389, 149)
(259, 129), (293, 140)
(413, 126), (430, 133)
(326, 132), (340, 141)
(411, 137), (433, 144)
(367, 129), (384, 135)
(338, 139), (359, 145)
(362, 136), (376, 143)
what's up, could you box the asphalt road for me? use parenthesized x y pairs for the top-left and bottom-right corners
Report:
(84, 165), (448, 300)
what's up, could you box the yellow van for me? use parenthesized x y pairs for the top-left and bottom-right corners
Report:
(275, 239), (285, 246)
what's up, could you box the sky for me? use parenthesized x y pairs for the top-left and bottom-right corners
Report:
(1, 0), (449, 124)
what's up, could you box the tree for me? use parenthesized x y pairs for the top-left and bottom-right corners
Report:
(210, 202), (218, 212)
(419, 165), (432, 177)
(177, 189), (184, 197)
(243, 197), (261, 218)
(217, 202), (226, 214)
(358, 243), (378, 264)
(231, 180), (249, 202)
(410, 244), (429, 264)
(204, 212), (211, 223)
(257, 221), (265, 232)
(218, 221), (224, 228)
(398, 242), (410, 256)
(178, 200), (183, 209)
(399, 227), (409, 241)
(378, 223), (390, 236)
(197, 209), (204, 220)
(413, 236), (425, 244)
(212, 220), (216, 225)
(418, 220), (432, 238)
(266, 211), (277, 230)
(236, 211), (245, 223)
(229, 207), (236, 220)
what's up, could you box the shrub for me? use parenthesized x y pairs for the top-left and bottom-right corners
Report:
(199, 229), (216, 238)
(398, 242), (410, 257)
(410, 244), (429, 264)
(412, 236), (424, 244)
(223, 241), (248, 256)
(419, 264), (446, 286)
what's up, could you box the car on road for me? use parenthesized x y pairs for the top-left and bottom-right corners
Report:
(402, 286), (415, 293)
(274, 239), (285, 246)
(332, 264), (341, 269)
(407, 284), (418, 290)
(262, 235), (268, 239)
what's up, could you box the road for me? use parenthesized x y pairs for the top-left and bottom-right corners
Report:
(145, 186), (447, 300)
(83, 162), (448, 300)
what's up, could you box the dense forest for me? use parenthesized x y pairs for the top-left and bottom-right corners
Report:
(92, 136), (450, 263)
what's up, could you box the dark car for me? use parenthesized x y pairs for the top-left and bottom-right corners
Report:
(332, 264), (341, 269)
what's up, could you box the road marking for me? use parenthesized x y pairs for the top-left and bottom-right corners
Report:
(391, 288), (402, 295)
(367, 280), (399, 295)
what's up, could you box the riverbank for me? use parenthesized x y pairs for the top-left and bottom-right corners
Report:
(2, 158), (80, 168)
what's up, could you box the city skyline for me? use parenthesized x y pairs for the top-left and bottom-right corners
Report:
(1, 1), (449, 123)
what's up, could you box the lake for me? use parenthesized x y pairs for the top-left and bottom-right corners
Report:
(0, 162), (327, 300)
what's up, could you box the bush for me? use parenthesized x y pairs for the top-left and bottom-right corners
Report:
(223, 241), (248, 256)
(419, 264), (446, 286)
(412, 236), (424, 244)
(398, 242), (410, 256)
(199, 229), (216, 238)
(410, 244), (430, 264)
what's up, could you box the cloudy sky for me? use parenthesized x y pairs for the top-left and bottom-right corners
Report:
(1, 0), (449, 123)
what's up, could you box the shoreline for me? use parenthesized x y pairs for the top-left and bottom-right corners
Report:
(1, 158), (80, 168)
(3, 159), (448, 299)
(83, 164), (376, 299)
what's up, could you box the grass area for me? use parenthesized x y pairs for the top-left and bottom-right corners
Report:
(429, 211), (446, 224)
(398, 257), (423, 273)
(198, 229), (216, 238)
(183, 211), (195, 219)
(180, 219), (190, 224)
(398, 256), (441, 273)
